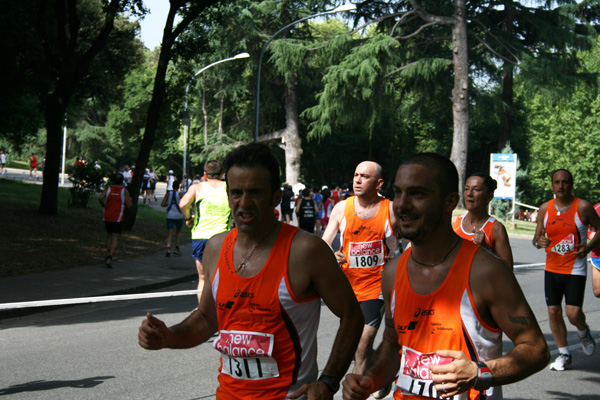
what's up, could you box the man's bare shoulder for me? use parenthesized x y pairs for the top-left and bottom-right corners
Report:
(470, 246), (514, 290)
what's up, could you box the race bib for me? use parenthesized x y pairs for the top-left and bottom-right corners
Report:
(214, 330), (279, 380)
(551, 234), (575, 255)
(397, 347), (460, 399)
(348, 240), (385, 268)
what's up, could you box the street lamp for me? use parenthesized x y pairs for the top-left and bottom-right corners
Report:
(254, 4), (356, 142)
(182, 52), (250, 185)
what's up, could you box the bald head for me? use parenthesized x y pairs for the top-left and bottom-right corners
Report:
(353, 161), (384, 198)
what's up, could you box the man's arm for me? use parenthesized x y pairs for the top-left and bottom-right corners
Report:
(321, 200), (348, 266)
(288, 232), (363, 399)
(124, 188), (132, 208)
(429, 251), (549, 398)
(574, 199), (600, 257)
(138, 233), (224, 350)
(179, 183), (199, 220)
(98, 188), (108, 207)
(342, 258), (401, 400)
(532, 203), (549, 249)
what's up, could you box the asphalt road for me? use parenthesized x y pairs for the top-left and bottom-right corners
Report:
(2, 237), (600, 399)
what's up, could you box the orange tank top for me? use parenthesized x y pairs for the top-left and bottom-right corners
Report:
(452, 213), (496, 249)
(543, 198), (587, 276)
(103, 186), (126, 223)
(212, 224), (321, 399)
(391, 241), (502, 400)
(339, 196), (395, 302)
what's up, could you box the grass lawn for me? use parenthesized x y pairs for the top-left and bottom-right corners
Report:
(0, 179), (189, 278)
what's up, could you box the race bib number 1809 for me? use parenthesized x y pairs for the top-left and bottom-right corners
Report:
(214, 330), (279, 380)
(348, 240), (385, 268)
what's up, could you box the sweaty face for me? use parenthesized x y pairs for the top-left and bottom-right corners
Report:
(393, 164), (446, 243)
(463, 176), (492, 212)
(227, 166), (281, 234)
(353, 162), (381, 197)
(551, 171), (573, 199)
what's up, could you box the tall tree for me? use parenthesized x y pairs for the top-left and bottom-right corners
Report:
(31, 0), (146, 215)
(124, 0), (221, 229)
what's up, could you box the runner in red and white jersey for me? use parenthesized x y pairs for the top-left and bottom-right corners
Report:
(139, 143), (363, 399)
(98, 172), (132, 267)
(590, 202), (600, 297)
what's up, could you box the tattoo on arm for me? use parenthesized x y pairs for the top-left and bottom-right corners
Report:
(508, 309), (533, 333)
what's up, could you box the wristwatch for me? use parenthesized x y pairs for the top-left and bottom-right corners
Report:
(318, 374), (340, 394)
(473, 361), (493, 391)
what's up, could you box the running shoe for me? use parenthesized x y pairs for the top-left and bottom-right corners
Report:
(165, 247), (171, 257)
(373, 382), (392, 399)
(105, 255), (113, 268)
(174, 246), (181, 255)
(549, 353), (572, 371)
(579, 324), (596, 355)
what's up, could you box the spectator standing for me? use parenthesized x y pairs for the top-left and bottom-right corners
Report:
(98, 172), (132, 268)
(161, 180), (183, 257)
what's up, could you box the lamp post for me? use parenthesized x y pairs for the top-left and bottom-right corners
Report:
(182, 52), (250, 185)
(253, 4), (356, 142)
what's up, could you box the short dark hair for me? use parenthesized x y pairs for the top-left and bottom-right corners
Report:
(112, 172), (124, 185)
(551, 169), (573, 183)
(204, 160), (223, 179)
(223, 143), (281, 193)
(469, 173), (497, 195)
(400, 153), (458, 197)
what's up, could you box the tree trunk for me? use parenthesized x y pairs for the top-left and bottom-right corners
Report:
(281, 83), (302, 185)
(218, 91), (224, 143)
(39, 91), (68, 215)
(449, 0), (469, 204)
(498, 0), (514, 151)
(203, 90), (208, 146)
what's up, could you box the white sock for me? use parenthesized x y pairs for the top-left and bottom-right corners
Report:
(558, 347), (570, 356)
(577, 326), (589, 337)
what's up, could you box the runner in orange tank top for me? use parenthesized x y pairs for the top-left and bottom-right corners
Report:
(533, 169), (600, 371)
(452, 173), (513, 268)
(323, 161), (398, 397)
(342, 153), (548, 400)
(139, 143), (363, 399)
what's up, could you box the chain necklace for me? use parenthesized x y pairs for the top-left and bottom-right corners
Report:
(226, 222), (277, 274)
(410, 237), (461, 267)
(554, 201), (571, 216)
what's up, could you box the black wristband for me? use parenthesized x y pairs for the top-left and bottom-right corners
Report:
(318, 374), (340, 394)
